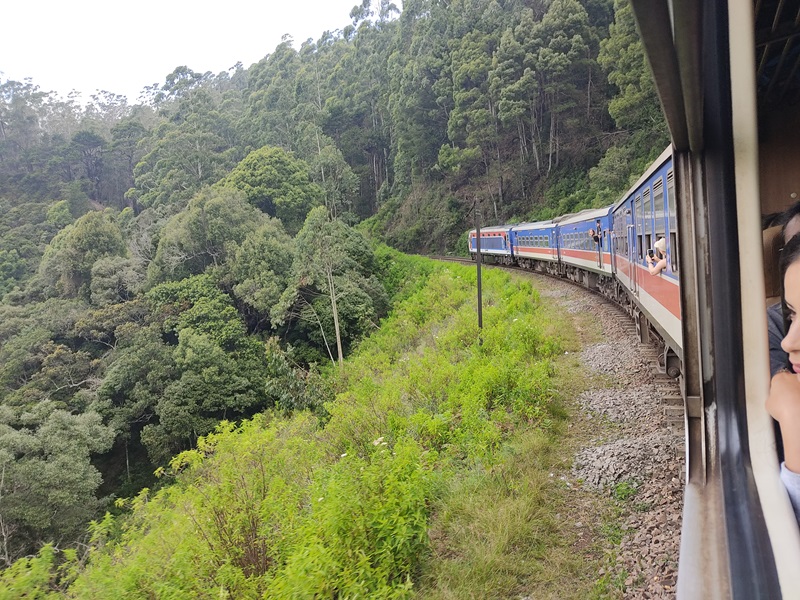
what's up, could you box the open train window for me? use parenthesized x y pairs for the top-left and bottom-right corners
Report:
(653, 178), (666, 246)
(667, 170), (678, 273)
(644, 188), (653, 255)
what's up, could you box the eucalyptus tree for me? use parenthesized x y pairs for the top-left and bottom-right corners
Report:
(243, 39), (304, 152)
(274, 207), (388, 365)
(592, 0), (667, 191)
(131, 88), (240, 211)
(388, 0), (453, 187)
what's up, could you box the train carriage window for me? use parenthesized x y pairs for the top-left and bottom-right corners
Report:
(643, 188), (653, 255)
(667, 170), (678, 273)
(653, 178), (666, 259)
(635, 196), (643, 259)
(653, 178), (665, 235)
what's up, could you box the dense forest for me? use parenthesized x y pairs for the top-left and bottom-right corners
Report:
(0, 0), (666, 585)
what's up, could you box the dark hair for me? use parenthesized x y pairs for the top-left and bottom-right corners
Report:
(779, 201), (800, 241)
(780, 232), (800, 281)
(780, 232), (800, 329)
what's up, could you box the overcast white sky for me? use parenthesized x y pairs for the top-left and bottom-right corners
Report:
(1, 0), (379, 102)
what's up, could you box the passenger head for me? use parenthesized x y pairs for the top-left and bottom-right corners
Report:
(780, 234), (800, 361)
(654, 237), (667, 258)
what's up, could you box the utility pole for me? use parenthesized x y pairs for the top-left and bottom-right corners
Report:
(474, 198), (483, 339)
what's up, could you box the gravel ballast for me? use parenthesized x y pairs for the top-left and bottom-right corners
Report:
(539, 276), (684, 599)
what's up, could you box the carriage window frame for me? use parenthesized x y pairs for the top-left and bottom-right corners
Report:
(643, 188), (653, 256)
(635, 196), (643, 259)
(667, 169), (678, 273)
(653, 177), (666, 265)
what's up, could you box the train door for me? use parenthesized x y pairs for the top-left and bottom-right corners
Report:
(556, 228), (563, 274)
(610, 215), (618, 277)
(632, 195), (643, 295)
(595, 219), (603, 268)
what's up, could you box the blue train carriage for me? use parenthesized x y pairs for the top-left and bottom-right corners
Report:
(467, 225), (514, 265)
(553, 206), (614, 293)
(610, 146), (681, 357)
(508, 220), (558, 275)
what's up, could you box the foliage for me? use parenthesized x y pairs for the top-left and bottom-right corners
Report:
(137, 275), (271, 462)
(148, 186), (265, 284)
(224, 218), (295, 329)
(275, 207), (389, 364)
(0, 408), (114, 564)
(6, 259), (567, 597)
(33, 211), (127, 300)
(217, 146), (324, 235)
(0, 0), (669, 581)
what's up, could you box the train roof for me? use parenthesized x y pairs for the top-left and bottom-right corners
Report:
(612, 145), (673, 212)
(555, 206), (612, 226)
(510, 220), (554, 231)
(467, 225), (511, 235)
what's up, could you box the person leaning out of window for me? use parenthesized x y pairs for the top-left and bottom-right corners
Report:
(646, 237), (667, 275)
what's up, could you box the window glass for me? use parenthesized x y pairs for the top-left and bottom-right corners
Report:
(643, 188), (652, 253)
(653, 178), (665, 240)
(667, 170), (677, 234)
(635, 196), (643, 259)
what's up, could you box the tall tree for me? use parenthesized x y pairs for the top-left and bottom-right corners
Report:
(217, 146), (323, 234)
(149, 187), (265, 284)
(275, 207), (387, 365)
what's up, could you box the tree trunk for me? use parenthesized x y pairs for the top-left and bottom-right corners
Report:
(529, 100), (541, 175)
(326, 265), (343, 367)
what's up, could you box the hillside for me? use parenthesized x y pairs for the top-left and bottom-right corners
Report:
(0, 0), (666, 585)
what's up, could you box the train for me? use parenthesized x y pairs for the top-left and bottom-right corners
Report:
(469, 0), (800, 597)
(468, 146), (682, 378)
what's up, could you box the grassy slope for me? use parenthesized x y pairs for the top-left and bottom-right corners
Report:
(0, 256), (618, 599)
